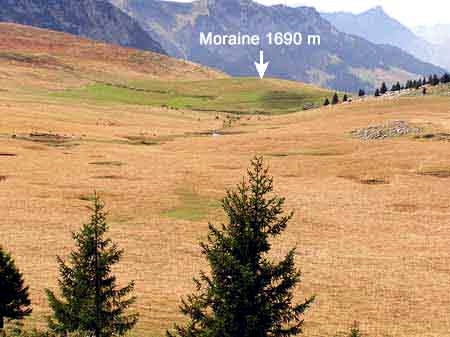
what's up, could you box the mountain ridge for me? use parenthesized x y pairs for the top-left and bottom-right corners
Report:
(322, 6), (450, 71)
(0, 0), (166, 54)
(110, 0), (445, 92)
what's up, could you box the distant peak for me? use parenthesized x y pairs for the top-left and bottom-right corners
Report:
(200, 0), (252, 4)
(366, 6), (387, 15)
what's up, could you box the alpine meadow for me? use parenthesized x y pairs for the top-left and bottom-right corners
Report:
(1, 2), (450, 337)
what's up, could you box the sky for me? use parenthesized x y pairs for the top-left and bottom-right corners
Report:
(170, 0), (450, 27)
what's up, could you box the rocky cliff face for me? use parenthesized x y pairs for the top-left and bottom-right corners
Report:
(110, 0), (444, 91)
(0, 0), (165, 54)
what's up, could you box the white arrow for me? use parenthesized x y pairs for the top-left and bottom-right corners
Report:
(254, 50), (269, 79)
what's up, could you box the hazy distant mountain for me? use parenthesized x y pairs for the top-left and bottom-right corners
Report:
(0, 0), (165, 54)
(414, 24), (450, 45)
(110, 0), (444, 92)
(322, 7), (449, 71)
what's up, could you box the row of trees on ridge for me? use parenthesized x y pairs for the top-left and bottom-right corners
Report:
(359, 72), (450, 98)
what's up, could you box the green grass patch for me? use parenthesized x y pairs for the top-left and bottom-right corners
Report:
(51, 78), (335, 115)
(78, 194), (97, 202)
(163, 188), (219, 222)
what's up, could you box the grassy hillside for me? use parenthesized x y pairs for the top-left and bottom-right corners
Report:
(0, 23), (335, 115)
(0, 22), (225, 88)
(52, 78), (334, 115)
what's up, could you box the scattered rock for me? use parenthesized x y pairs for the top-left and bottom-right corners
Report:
(351, 121), (421, 140)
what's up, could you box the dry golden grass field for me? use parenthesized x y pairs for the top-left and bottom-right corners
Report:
(1, 23), (450, 337)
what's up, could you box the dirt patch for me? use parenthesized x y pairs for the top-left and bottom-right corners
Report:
(0, 175), (7, 182)
(93, 175), (125, 180)
(359, 178), (390, 185)
(15, 132), (80, 147)
(185, 130), (248, 137)
(339, 175), (390, 185)
(417, 167), (450, 178)
(0, 52), (73, 70)
(89, 161), (124, 167)
(390, 203), (418, 213)
(122, 135), (160, 146)
(351, 121), (421, 140)
(415, 133), (450, 142)
(268, 148), (347, 158)
(267, 152), (291, 157)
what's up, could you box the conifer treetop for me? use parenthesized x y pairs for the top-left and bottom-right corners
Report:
(46, 194), (138, 337)
(169, 156), (314, 337)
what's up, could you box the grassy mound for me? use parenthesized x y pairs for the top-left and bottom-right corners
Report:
(52, 78), (335, 115)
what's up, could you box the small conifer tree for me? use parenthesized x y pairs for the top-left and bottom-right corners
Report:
(0, 247), (32, 331)
(380, 82), (388, 94)
(374, 88), (380, 97)
(432, 74), (440, 86)
(46, 195), (138, 337)
(332, 92), (339, 105)
(323, 98), (330, 106)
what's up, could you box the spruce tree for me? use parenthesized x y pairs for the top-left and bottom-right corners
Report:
(343, 94), (348, 102)
(374, 88), (380, 97)
(358, 89), (365, 97)
(415, 79), (422, 89)
(380, 82), (387, 94)
(332, 92), (339, 105)
(46, 195), (138, 337)
(323, 98), (330, 106)
(168, 157), (314, 337)
(432, 74), (440, 86)
(0, 247), (32, 331)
